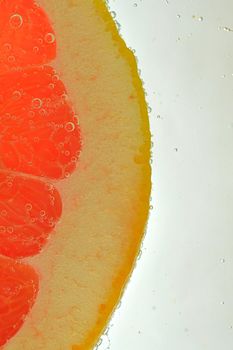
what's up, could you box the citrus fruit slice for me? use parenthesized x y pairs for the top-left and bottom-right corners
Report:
(2, 0), (151, 349)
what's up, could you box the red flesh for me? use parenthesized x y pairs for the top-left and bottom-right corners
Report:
(0, 0), (82, 346)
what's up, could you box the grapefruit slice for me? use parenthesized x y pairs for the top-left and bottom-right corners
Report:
(3, 0), (151, 349)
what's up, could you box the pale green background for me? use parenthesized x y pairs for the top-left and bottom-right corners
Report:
(97, 0), (233, 349)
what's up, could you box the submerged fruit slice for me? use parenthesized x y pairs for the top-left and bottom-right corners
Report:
(4, 0), (151, 349)
(0, 0), (56, 74)
(0, 66), (81, 179)
(0, 172), (62, 259)
(0, 256), (39, 346)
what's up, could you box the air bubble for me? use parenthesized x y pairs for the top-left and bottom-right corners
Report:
(8, 55), (15, 63)
(28, 111), (35, 118)
(0, 226), (6, 233)
(7, 227), (14, 234)
(44, 33), (55, 44)
(3, 43), (12, 51)
(49, 196), (55, 206)
(33, 46), (39, 53)
(65, 122), (75, 132)
(115, 20), (121, 30)
(39, 108), (47, 117)
(25, 203), (32, 211)
(117, 301), (122, 309)
(12, 90), (22, 100)
(33, 137), (39, 143)
(62, 93), (68, 101)
(137, 250), (142, 260)
(45, 183), (53, 192)
(52, 74), (59, 82)
(32, 98), (42, 109)
(71, 156), (77, 163)
(96, 339), (103, 347)
(223, 27), (233, 32)
(9, 14), (23, 29)
(198, 16), (204, 22)
(48, 218), (55, 227)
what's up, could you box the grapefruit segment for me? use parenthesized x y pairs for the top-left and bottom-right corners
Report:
(0, 256), (39, 346)
(0, 66), (81, 179)
(0, 0), (56, 74)
(0, 172), (62, 259)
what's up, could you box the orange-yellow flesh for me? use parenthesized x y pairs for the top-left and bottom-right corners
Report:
(5, 1), (151, 349)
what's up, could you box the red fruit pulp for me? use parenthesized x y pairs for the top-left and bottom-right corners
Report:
(0, 66), (81, 179)
(0, 0), (82, 346)
(0, 256), (39, 346)
(0, 0), (56, 74)
(0, 172), (62, 259)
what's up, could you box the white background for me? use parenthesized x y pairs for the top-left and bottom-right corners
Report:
(97, 1), (233, 349)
